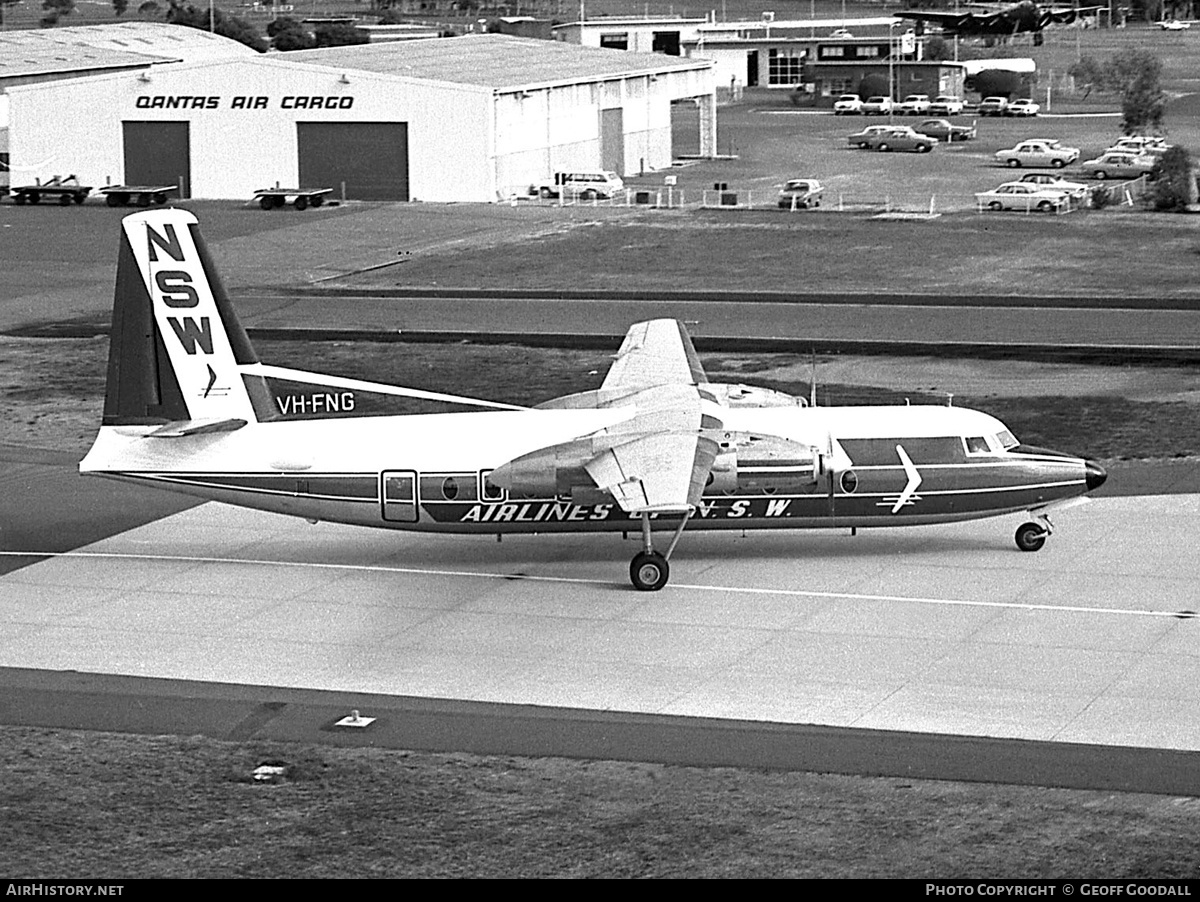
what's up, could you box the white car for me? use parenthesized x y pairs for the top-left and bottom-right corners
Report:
(978, 96), (1009, 116)
(1006, 99), (1040, 117)
(1161, 19), (1190, 30)
(929, 95), (965, 115)
(1108, 136), (1171, 156)
(975, 182), (1071, 212)
(833, 93), (864, 115)
(1016, 172), (1089, 200)
(897, 94), (931, 116)
(994, 140), (1080, 169)
(861, 96), (894, 115)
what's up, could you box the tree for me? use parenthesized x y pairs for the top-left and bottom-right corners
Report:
(969, 69), (1022, 99)
(1, 0), (22, 27)
(166, 2), (268, 52)
(138, 0), (162, 14)
(923, 35), (949, 63)
(1149, 146), (1196, 211)
(271, 18), (317, 51)
(113, 0), (128, 13)
(41, 0), (76, 26)
(313, 23), (369, 47)
(856, 74), (889, 99)
(1067, 54), (1104, 100)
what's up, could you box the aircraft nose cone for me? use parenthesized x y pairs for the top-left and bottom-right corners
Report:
(1085, 460), (1107, 492)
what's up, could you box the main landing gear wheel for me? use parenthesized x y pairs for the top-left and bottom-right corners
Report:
(630, 551), (669, 592)
(1015, 522), (1048, 552)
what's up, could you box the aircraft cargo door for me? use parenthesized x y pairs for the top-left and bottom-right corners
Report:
(123, 121), (191, 198)
(297, 122), (409, 201)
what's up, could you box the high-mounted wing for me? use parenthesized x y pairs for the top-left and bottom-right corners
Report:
(585, 433), (720, 514)
(601, 319), (707, 391)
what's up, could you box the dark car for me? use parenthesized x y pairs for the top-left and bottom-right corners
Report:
(915, 119), (977, 142)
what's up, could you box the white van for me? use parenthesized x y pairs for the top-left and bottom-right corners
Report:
(532, 170), (624, 199)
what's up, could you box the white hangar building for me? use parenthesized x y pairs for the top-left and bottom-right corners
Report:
(3, 27), (717, 202)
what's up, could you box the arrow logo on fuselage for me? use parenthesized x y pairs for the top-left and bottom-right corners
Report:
(891, 444), (923, 514)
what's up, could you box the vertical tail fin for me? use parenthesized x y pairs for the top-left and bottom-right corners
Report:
(103, 209), (260, 427)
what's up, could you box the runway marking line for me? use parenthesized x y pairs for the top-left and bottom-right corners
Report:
(2, 549), (1192, 620)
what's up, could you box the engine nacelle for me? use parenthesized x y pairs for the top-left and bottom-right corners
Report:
(488, 440), (595, 499)
(705, 433), (825, 494)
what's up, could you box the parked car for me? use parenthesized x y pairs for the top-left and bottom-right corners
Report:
(929, 95), (965, 115)
(866, 126), (938, 153)
(833, 93), (864, 115)
(978, 96), (1009, 116)
(975, 182), (1071, 212)
(1079, 151), (1157, 179)
(861, 96), (894, 115)
(994, 139), (1080, 168)
(1016, 172), (1089, 200)
(916, 118), (976, 142)
(531, 170), (624, 199)
(1108, 136), (1171, 157)
(897, 94), (932, 116)
(847, 124), (896, 148)
(830, 28), (854, 37)
(1006, 98), (1040, 117)
(1161, 19), (1190, 29)
(777, 178), (824, 209)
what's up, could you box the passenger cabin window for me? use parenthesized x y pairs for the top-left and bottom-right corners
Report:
(964, 436), (991, 455)
(481, 471), (505, 502)
(420, 473), (478, 503)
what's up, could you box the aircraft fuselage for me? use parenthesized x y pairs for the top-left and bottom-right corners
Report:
(81, 402), (1103, 537)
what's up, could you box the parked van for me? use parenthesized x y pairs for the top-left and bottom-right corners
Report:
(531, 170), (624, 199)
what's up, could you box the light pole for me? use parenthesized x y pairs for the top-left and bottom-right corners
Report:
(888, 21), (896, 123)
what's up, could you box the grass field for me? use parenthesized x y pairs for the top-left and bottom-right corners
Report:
(4, 726), (1200, 878)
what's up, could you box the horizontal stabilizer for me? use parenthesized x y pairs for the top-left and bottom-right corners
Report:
(145, 418), (248, 438)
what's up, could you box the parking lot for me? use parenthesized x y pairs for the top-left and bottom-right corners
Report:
(607, 93), (1200, 213)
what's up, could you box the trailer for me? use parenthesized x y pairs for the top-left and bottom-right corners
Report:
(253, 187), (333, 211)
(99, 185), (178, 207)
(9, 176), (92, 206)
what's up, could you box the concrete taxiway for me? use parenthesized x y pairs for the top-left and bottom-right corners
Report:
(2, 491), (1198, 767)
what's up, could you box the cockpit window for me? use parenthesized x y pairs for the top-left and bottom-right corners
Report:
(996, 430), (1019, 450)
(964, 436), (990, 454)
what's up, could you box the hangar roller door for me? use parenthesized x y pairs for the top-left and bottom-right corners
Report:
(123, 121), (191, 198)
(297, 122), (409, 201)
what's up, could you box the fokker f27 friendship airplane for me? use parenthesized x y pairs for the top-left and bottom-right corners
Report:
(81, 210), (1107, 590)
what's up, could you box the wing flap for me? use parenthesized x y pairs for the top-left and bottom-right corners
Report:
(585, 433), (719, 514)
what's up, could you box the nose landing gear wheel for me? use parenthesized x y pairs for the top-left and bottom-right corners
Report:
(630, 551), (669, 591)
(1015, 522), (1048, 552)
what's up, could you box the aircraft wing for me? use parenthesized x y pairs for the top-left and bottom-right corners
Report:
(585, 433), (720, 514)
(601, 319), (708, 391)
(898, 10), (978, 30)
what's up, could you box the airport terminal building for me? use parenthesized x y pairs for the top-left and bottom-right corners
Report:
(2, 24), (717, 202)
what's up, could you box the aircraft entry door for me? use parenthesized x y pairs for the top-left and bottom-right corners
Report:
(381, 470), (418, 522)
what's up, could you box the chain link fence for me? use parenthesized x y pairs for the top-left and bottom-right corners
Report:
(509, 179), (1153, 214)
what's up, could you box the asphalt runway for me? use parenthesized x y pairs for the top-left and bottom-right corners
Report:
(3, 455), (1200, 793)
